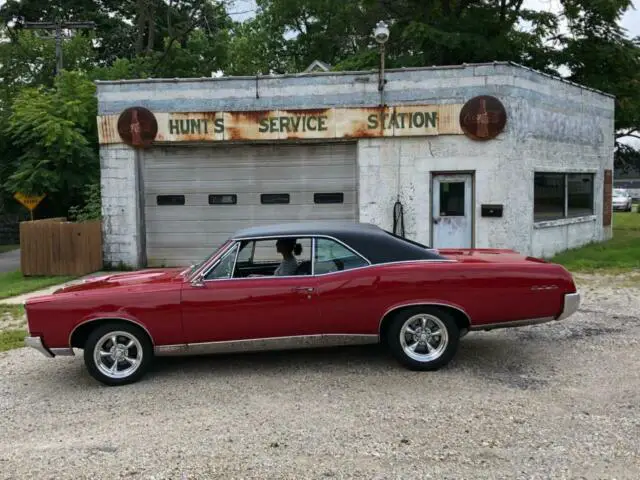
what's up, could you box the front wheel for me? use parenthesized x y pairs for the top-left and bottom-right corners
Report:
(83, 322), (153, 386)
(386, 307), (460, 371)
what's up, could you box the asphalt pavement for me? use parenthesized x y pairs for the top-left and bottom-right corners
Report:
(0, 249), (20, 273)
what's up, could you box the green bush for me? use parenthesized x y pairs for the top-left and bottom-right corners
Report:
(68, 183), (101, 222)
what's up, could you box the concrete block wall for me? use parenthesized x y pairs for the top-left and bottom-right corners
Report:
(100, 144), (143, 267)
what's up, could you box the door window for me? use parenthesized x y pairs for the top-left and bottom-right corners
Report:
(232, 238), (312, 277)
(204, 243), (239, 280)
(439, 182), (465, 216)
(314, 238), (368, 274)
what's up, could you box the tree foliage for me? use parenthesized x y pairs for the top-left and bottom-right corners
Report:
(3, 71), (98, 214)
(1, 0), (639, 219)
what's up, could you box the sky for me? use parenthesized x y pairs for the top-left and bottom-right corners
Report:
(227, 0), (640, 38)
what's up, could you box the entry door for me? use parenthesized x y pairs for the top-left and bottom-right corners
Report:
(432, 174), (473, 248)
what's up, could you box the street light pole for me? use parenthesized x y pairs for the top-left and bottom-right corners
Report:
(373, 21), (390, 104)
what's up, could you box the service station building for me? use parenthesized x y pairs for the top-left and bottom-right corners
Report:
(95, 61), (615, 268)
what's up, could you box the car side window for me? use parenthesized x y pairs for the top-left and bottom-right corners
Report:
(314, 238), (368, 274)
(204, 243), (238, 280)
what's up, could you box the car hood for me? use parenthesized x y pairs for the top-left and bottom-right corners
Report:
(52, 268), (185, 294)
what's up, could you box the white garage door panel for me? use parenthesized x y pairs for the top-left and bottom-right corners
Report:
(143, 143), (358, 267)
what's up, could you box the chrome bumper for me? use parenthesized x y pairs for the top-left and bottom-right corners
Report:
(24, 336), (74, 358)
(24, 336), (53, 358)
(557, 292), (580, 320)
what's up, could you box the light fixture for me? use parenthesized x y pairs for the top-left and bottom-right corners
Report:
(373, 21), (390, 92)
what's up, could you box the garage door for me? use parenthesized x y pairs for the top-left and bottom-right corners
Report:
(142, 142), (358, 267)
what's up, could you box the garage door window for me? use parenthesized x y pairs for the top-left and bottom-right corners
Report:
(157, 195), (185, 206)
(209, 194), (237, 205)
(314, 193), (344, 204)
(261, 193), (290, 204)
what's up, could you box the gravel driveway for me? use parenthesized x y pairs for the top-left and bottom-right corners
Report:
(1, 274), (639, 479)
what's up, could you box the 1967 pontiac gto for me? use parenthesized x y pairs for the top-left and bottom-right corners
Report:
(24, 222), (580, 386)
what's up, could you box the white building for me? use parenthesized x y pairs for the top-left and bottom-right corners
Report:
(95, 62), (615, 268)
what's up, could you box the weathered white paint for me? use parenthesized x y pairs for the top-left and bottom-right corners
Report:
(432, 174), (473, 248)
(96, 62), (614, 267)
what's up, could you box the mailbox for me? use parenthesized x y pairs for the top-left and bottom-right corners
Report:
(481, 204), (503, 217)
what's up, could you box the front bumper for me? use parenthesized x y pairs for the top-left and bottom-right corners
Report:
(557, 292), (580, 320)
(24, 336), (74, 358)
(24, 336), (53, 358)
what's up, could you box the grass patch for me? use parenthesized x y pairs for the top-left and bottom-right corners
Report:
(0, 244), (19, 254)
(0, 329), (27, 352)
(0, 304), (25, 318)
(551, 212), (640, 273)
(0, 270), (75, 300)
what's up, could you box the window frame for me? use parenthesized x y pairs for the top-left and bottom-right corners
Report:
(534, 171), (595, 223)
(198, 234), (371, 282)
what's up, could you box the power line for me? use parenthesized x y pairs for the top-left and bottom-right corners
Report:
(22, 20), (96, 75)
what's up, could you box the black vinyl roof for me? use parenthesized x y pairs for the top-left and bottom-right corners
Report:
(231, 221), (445, 263)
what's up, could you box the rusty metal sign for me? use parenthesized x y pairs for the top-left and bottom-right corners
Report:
(117, 106), (158, 147)
(459, 95), (507, 141)
(99, 104), (465, 144)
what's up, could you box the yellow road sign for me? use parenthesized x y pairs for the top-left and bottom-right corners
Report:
(14, 192), (45, 212)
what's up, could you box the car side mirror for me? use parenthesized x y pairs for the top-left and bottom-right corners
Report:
(190, 274), (206, 288)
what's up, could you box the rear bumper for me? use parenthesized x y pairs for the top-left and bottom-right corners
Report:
(24, 336), (74, 358)
(557, 292), (580, 320)
(471, 291), (581, 331)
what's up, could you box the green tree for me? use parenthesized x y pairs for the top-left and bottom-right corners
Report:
(3, 71), (99, 216)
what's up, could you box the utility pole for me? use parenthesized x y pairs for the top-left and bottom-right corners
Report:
(22, 20), (96, 75)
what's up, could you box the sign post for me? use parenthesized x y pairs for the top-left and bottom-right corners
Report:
(14, 193), (46, 221)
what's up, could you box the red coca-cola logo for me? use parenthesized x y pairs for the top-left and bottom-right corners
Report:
(117, 107), (158, 148)
(459, 95), (507, 141)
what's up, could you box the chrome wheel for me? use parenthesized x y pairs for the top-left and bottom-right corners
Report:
(399, 313), (449, 362)
(93, 331), (143, 380)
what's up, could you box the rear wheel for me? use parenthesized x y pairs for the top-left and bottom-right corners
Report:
(386, 307), (460, 371)
(83, 322), (153, 386)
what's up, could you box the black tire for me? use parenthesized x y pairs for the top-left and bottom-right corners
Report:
(83, 321), (153, 386)
(386, 307), (460, 371)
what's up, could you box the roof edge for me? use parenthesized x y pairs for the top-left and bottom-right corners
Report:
(94, 60), (615, 99)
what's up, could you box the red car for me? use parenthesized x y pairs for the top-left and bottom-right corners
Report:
(24, 222), (580, 386)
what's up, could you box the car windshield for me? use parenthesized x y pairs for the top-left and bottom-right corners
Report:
(613, 189), (627, 196)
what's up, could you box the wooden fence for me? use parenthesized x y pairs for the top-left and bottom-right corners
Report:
(20, 218), (103, 276)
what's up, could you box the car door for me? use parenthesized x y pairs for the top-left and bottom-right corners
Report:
(181, 238), (321, 344)
(312, 237), (382, 335)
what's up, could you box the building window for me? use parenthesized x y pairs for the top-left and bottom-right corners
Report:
(209, 194), (237, 205)
(534, 172), (594, 222)
(157, 195), (185, 206)
(314, 193), (344, 204)
(261, 193), (290, 204)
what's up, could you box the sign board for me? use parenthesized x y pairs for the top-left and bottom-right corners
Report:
(98, 104), (467, 145)
(14, 193), (45, 220)
(117, 106), (158, 148)
(14, 193), (45, 211)
(459, 95), (507, 141)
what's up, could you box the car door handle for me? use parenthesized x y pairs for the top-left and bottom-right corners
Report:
(292, 287), (314, 293)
